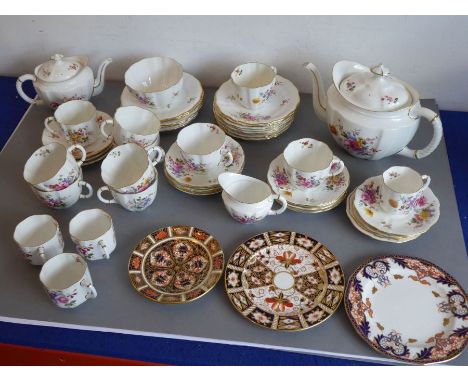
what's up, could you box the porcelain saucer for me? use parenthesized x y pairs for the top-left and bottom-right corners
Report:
(354, 176), (440, 236)
(345, 255), (467, 364)
(214, 75), (300, 125)
(121, 72), (203, 122)
(41, 111), (114, 164)
(346, 191), (420, 243)
(164, 136), (245, 189)
(267, 153), (350, 208)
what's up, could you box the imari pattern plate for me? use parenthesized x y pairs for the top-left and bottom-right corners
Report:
(128, 226), (224, 304)
(225, 231), (345, 331)
(345, 255), (467, 364)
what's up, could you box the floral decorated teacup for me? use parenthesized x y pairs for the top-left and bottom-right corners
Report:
(176, 123), (233, 170)
(23, 142), (86, 192)
(31, 171), (93, 209)
(380, 166), (431, 215)
(13, 214), (64, 265)
(283, 138), (344, 191)
(44, 100), (104, 146)
(97, 172), (158, 212)
(219, 172), (287, 223)
(231, 62), (277, 110)
(69, 209), (116, 261)
(100, 106), (161, 149)
(39, 253), (97, 309)
(101, 143), (164, 194)
(124, 57), (184, 109)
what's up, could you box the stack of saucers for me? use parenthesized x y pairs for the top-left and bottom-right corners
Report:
(120, 57), (204, 132)
(346, 167), (440, 243)
(164, 123), (245, 196)
(267, 138), (350, 213)
(213, 63), (300, 140)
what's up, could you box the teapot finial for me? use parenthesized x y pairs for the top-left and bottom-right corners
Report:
(51, 53), (64, 61)
(370, 64), (390, 76)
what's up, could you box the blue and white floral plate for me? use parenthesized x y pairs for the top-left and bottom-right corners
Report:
(345, 255), (467, 364)
(267, 153), (350, 210)
(354, 175), (440, 237)
(164, 136), (245, 192)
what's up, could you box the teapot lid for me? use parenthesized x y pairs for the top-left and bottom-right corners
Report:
(337, 63), (412, 112)
(36, 54), (85, 82)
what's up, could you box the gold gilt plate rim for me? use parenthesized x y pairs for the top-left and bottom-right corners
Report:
(128, 225), (224, 304)
(224, 230), (345, 332)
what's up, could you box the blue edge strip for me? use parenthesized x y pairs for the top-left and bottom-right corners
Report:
(1, 77), (466, 366)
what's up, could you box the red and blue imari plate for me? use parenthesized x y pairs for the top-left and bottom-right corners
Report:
(225, 231), (345, 331)
(345, 255), (467, 364)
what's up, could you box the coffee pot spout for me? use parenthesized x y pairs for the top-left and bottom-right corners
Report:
(304, 62), (327, 122)
(93, 58), (113, 97)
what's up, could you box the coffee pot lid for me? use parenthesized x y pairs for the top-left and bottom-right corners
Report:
(337, 63), (412, 112)
(36, 54), (84, 82)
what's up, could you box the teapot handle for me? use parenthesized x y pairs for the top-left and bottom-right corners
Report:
(397, 105), (443, 159)
(16, 74), (44, 105)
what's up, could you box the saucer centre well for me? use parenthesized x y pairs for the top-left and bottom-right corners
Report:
(273, 271), (295, 290)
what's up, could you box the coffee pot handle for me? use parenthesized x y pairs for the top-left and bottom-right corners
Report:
(268, 195), (288, 216)
(16, 74), (44, 105)
(398, 105), (443, 159)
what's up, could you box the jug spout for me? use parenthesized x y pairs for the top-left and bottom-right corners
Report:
(304, 62), (327, 122)
(93, 58), (113, 97)
(218, 172), (242, 194)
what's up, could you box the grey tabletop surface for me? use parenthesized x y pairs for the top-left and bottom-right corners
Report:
(0, 81), (466, 365)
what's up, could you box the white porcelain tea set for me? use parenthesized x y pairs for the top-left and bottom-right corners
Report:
(347, 166), (440, 242)
(268, 138), (350, 213)
(14, 208), (116, 308)
(164, 122), (245, 195)
(97, 143), (164, 211)
(304, 61), (443, 160)
(214, 62), (300, 140)
(16, 53), (113, 109)
(15, 53), (446, 315)
(120, 57), (204, 131)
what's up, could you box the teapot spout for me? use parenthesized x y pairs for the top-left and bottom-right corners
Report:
(304, 62), (327, 122)
(93, 58), (113, 97)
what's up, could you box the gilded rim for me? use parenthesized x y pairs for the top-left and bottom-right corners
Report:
(344, 255), (468, 365)
(224, 231), (345, 332)
(346, 191), (423, 243)
(213, 96), (300, 126)
(128, 225), (224, 304)
(161, 92), (204, 123)
(287, 191), (347, 213)
(213, 103), (298, 128)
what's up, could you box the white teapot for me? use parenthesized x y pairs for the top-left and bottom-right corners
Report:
(304, 61), (442, 160)
(16, 54), (112, 109)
